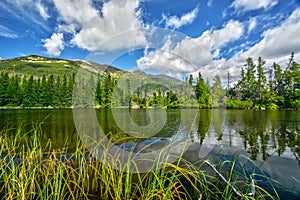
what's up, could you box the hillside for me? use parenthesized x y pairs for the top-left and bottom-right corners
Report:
(0, 55), (190, 108)
(0, 55), (119, 77)
(0, 55), (184, 86)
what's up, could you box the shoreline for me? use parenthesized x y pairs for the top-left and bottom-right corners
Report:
(0, 106), (299, 110)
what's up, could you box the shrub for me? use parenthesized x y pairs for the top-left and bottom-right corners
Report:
(226, 99), (253, 109)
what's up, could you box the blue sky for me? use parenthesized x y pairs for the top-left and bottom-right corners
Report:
(0, 0), (300, 81)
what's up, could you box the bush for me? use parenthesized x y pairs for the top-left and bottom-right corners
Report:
(266, 103), (279, 110)
(291, 99), (300, 109)
(226, 99), (253, 109)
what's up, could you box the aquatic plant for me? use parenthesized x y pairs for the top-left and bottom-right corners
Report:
(0, 128), (278, 199)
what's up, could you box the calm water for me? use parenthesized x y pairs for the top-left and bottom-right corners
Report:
(1, 109), (299, 159)
(1, 109), (300, 197)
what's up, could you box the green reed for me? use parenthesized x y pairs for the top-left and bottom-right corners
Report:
(0, 127), (277, 200)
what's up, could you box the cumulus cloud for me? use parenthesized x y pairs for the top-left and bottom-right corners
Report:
(202, 8), (300, 83)
(43, 33), (64, 56)
(244, 8), (300, 61)
(137, 38), (200, 76)
(137, 20), (244, 79)
(145, 7), (300, 83)
(46, 0), (146, 54)
(231, 0), (277, 12)
(164, 7), (199, 29)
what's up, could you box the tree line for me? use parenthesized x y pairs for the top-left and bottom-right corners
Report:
(181, 53), (300, 110)
(0, 72), (118, 108)
(0, 53), (298, 109)
(0, 71), (191, 108)
(0, 73), (75, 107)
(228, 53), (300, 109)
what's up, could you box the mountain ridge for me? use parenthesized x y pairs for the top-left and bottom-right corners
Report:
(0, 55), (184, 85)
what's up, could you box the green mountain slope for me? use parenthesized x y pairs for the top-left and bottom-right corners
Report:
(0, 55), (196, 108)
(0, 55), (184, 86)
(0, 55), (120, 77)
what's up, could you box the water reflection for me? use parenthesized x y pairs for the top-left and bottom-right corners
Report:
(0, 109), (78, 151)
(0, 109), (299, 162)
(216, 110), (300, 161)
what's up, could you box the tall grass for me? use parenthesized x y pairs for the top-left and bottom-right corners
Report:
(0, 127), (277, 200)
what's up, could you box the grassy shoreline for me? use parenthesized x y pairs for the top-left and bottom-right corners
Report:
(0, 128), (278, 200)
(1, 105), (299, 110)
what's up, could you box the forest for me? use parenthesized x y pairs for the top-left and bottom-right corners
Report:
(228, 53), (300, 109)
(0, 53), (299, 109)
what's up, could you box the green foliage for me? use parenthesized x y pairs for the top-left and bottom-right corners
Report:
(0, 73), (76, 108)
(211, 75), (226, 108)
(0, 55), (209, 109)
(165, 90), (180, 108)
(0, 127), (277, 199)
(5, 54), (299, 110)
(101, 73), (113, 107)
(188, 74), (193, 85)
(0, 55), (79, 76)
(230, 54), (300, 109)
(226, 99), (253, 109)
(195, 72), (211, 109)
(265, 103), (279, 110)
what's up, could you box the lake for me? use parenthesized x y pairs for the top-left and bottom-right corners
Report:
(1, 108), (300, 198)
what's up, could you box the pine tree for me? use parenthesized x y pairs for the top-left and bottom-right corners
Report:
(61, 74), (69, 107)
(34, 77), (42, 106)
(188, 74), (193, 86)
(195, 72), (211, 108)
(46, 75), (55, 106)
(40, 75), (48, 106)
(256, 56), (268, 106)
(245, 57), (257, 101)
(67, 73), (75, 107)
(22, 75), (35, 107)
(95, 78), (102, 106)
(284, 60), (300, 108)
(53, 76), (61, 106)
(211, 75), (225, 108)
(0, 72), (9, 106)
(102, 73), (113, 107)
(235, 68), (247, 100)
(6, 75), (21, 106)
(123, 78), (131, 106)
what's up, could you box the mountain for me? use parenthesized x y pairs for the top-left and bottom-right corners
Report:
(0, 55), (119, 77)
(0, 55), (192, 108)
(0, 55), (183, 86)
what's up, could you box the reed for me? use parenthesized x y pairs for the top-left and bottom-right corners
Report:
(0, 128), (277, 200)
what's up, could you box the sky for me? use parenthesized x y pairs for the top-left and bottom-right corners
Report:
(0, 0), (300, 82)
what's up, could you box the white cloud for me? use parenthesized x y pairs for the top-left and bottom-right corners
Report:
(6, 0), (50, 20)
(244, 8), (300, 60)
(247, 17), (257, 34)
(164, 7), (199, 29)
(200, 8), (300, 83)
(49, 0), (147, 52)
(231, 0), (277, 12)
(207, 0), (213, 7)
(137, 20), (244, 79)
(10, 0), (32, 7)
(43, 33), (64, 56)
(0, 24), (18, 38)
(35, 1), (50, 20)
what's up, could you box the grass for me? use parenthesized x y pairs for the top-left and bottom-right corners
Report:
(0, 55), (79, 77)
(0, 127), (278, 200)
